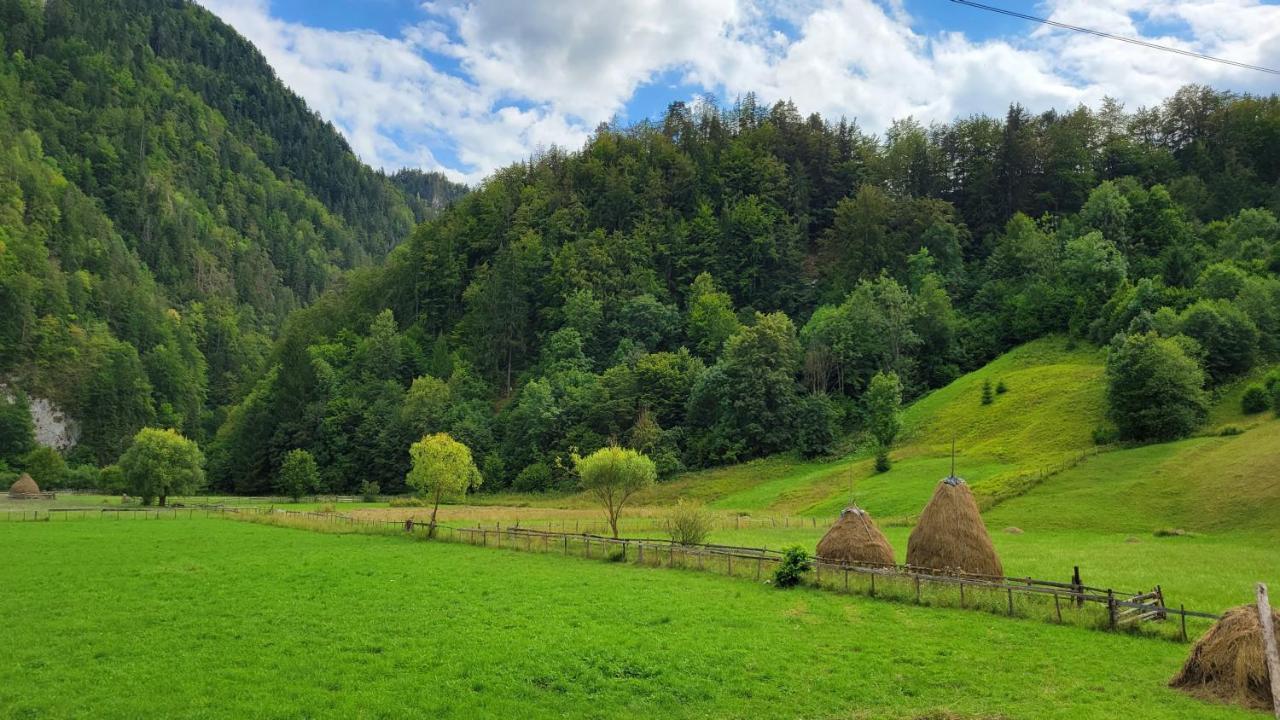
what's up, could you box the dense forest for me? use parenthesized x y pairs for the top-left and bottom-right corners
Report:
(0, 0), (465, 472)
(2, 0), (1278, 498)
(206, 85), (1280, 495)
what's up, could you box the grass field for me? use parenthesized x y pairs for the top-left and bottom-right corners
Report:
(0, 518), (1264, 720)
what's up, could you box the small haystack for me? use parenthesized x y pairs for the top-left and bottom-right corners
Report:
(815, 506), (895, 566)
(8, 473), (40, 499)
(1170, 604), (1279, 711)
(906, 476), (1003, 577)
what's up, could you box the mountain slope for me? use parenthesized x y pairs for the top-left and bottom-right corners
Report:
(0, 0), (465, 464)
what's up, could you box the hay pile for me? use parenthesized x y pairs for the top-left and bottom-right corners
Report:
(815, 507), (895, 566)
(1170, 604), (1279, 711)
(906, 476), (1003, 577)
(8, 473), (40, 498)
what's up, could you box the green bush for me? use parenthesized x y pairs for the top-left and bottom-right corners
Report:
(1218, 425), (1243, 436)
(874, 447), (891, 473)
(514, 461), (552, 492)
(666, 500), (713, 546)
(980, 379), (993, 405)
(99, 465), (126, 494)
(1241, 385), (1270, 414)
(359, 480), (380, 502)
(1091, 426), (1119, 445)
(772, 546), (811, 588)
(995, 380), (1008, 394)
(22, 446), (67, 488)
(388, 496), (427, 508)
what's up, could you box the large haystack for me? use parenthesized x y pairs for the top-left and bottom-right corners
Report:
(1170, 604), (1279, 711)
(8, 473), (40, 499)
(906, 476), (1003, 577)
(815, 507), (895, 566)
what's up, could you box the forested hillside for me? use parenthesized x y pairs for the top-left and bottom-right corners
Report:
(0, 0), (465, 466)
(209, 87), (1280, 495)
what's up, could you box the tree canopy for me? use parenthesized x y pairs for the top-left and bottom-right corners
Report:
(118, 428), (205, 506)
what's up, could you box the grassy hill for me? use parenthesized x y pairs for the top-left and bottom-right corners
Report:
(987, 417), (1280, 539)
(612, 336), (1108, 519)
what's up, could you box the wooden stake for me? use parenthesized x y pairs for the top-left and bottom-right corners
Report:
(1255, 583), (1280, 719)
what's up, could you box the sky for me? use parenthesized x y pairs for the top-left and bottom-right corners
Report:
(197, 0), (1280, 185)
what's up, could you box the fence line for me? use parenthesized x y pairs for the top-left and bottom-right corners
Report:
(218, 507), (1219, 640)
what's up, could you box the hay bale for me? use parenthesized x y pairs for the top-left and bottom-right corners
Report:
(1171, 605), (1279, 711)
(8, 473), (40, 498)
(815, 507), (895, 566)
(906, 476), (1003, 577)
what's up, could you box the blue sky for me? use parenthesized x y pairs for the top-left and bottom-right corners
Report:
(201, 0), (1280, 184)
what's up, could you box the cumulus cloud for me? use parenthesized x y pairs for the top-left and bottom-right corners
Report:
(197, 0), (1280, 184)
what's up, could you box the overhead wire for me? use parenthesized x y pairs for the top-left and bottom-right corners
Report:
(949, 0), (1280, 76)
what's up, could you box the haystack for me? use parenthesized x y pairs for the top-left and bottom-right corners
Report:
(906, 476), (1003, 577)
(8, 473), (40, 499)
(1170, 604), (1279, 711)
(815, 507), (895, 566)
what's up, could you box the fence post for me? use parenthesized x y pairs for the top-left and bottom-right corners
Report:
(1007, 587), (1014, 616)
(1107, 590), (1117, 630)
(1180, 604), (1187, 642)
(845, 567), (850, 593)
(1055, 594), (1062, 623)
(959, 582), (965, 607)
(756, 556), (762, 581)
(727, 553), (732, 576)
(1255, 583), (1280, 719)
(915, 576), (921, 604)
(870, 573), (876, 597)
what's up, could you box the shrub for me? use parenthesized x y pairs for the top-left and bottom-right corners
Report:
(666, 500), (713, 546)
(388, 496), (427, 507)
(874, 447), (891, 473)
(514, 461), (553, 492)
(995, 380), (1008, 394)
(1218, 425), (1243, 436)
(359, 480), (380, 502)
(99, 465), (126, 493)
(980, 379), (993, 405)
(277, 449), (319, 501)
(1091, 425), (1119, 445)
(22, 446), (67, 488)
(772, 546), (811, 588)
(1241, 384), (1269, 414)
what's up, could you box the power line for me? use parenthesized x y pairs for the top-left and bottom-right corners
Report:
(949, 0), (1280, 76)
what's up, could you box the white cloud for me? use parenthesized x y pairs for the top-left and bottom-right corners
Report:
(198, 0), (1280, 184)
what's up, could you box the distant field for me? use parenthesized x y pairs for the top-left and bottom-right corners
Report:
(0, 519), (1261, 719)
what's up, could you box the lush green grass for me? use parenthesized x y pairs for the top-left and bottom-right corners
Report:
(987, 417), (1280, 538)
(0, 519), (1260, 719)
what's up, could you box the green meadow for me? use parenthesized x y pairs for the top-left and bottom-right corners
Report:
(5, 339), (1277, 719)
(0, 518), (1264, 720)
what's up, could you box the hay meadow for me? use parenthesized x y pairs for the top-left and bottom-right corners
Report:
(0, 518), (1267, 720)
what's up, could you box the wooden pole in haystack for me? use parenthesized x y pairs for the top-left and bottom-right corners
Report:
(1257, 583), (1280, 719)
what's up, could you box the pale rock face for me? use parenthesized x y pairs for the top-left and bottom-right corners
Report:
(1, 384), (80, 452)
